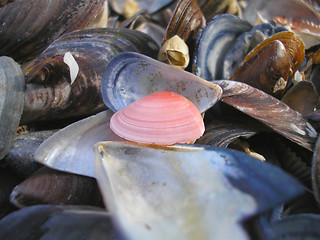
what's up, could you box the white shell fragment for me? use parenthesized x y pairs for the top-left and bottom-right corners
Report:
(34, 110), (124, 177)
(95, 141), (304, 240)
(63, 51), (79, 84)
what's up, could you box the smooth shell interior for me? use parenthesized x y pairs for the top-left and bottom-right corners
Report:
(101, 52), (222, 113)
(94, 141), (304, 240)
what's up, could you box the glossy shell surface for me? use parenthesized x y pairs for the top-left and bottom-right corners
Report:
(0, 205), (115, 240)
(22, 28), (159, 123)
(35, 110), (124, 178)
(193, 14), (252, 81)
(216, 80), (318, 151)
(10, 167), (103, 208)
(95, 141), (304, 240)
(110, 91), (205, 145)
(0, 0), (107, 62)
(101, 52), (222, 113)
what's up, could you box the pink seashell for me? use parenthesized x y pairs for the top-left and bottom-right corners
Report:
(110, 91), (205, 145)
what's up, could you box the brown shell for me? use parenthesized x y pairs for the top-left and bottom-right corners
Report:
(0, 0), (107, 62)
(159, 0), (206, 69)
(231, 40), (291, 98)
(163, 0), (206, 43)
(216, 80), (317, 151)
(21, 28), (159, 123)
(197, 0), (242, 22)
(282, 80), (320, 116)
(0, 0), (13, 7)
(312, 135), (320, 205)
(10, 167), (103, 208)
(245, 31), (305, 74)
(231, 32), (305, 98)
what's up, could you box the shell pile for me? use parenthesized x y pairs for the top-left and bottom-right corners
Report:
(1, 0), (320, 239)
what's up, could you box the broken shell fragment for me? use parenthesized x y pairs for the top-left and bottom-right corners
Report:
(110, 91), (205, 145)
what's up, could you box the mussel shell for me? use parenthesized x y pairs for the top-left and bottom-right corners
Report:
(135, 21), (166, 47)
(215, 80), (318, 151)
(243, 31), (305, 75)
(0, 56), (24, 160)
(122, 13), (166, 47)
(0, 167), (20, 219)
(245, 0), (320, 26)
(3, 130), (56, 178)
(158, 0), (206, 69)
(223, 23), (287, 79)
(109, 0), (175, 16)
(245, 0), (320, 48)
(0, 0), (13, 7)
(193, 14), (252, 81)
(281, 192), (320, 216)
(163, 0), (206, 44)
(306, 109), (320, 133)
(22, 28), (159, 123)
(196, 115), (264, 147)
(94, 141), (304, 240)
(272, 137), (312, 188)
(312, 134), (320, 205)
(230, 40), (292, 98)
(100, 52), (222, 113)
(10, 167), (103, 208)
(269, 214), (320, 240)
(193, 14), (292, 81)
(35, 110), (124, 178)
(0, 205), (115, 240)
(281, 80), (319, 116)
(0, 0), (107, 62)
(308, 63), (320, 98)
(197, 0), (242, 22)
